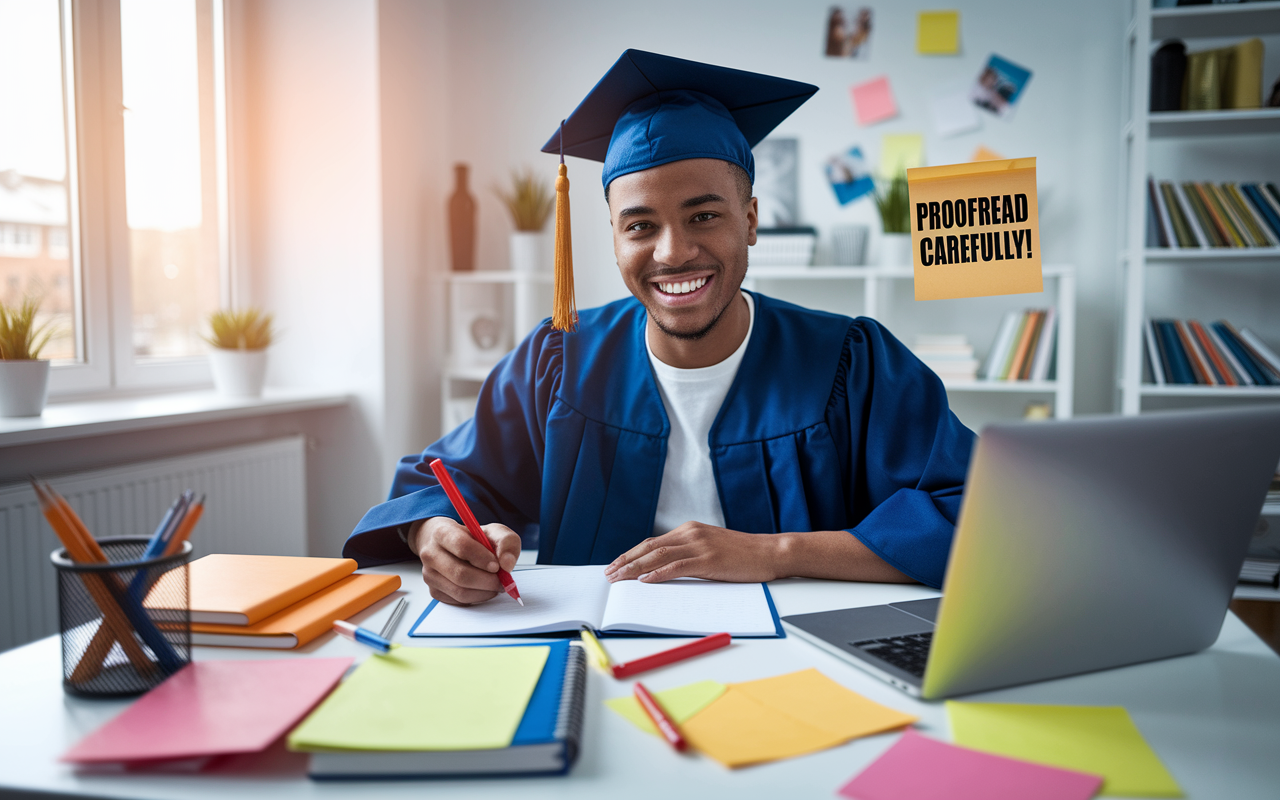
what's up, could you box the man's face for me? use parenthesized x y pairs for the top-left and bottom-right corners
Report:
(608, 158), (757, 341)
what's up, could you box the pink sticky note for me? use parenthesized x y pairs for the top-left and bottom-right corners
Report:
(851, 76), (898, 126)
(838, 729), (1103, 800)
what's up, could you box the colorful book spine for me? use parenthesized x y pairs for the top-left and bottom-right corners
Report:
(1149, 178), (1173, 248)
(999, 313), (1030, 380)
(1160, 183), (1197, 248)
(1174, 183), (1219, 247)
(1006, 311), (1042, 381)
(1223, 322), (1280, 384)
(1174, 320), (1213, 384)
(1029, 308), (1057, 382)
(1241, 184), (1280, 243)
(1144, 318), (1165, 385)
(1200, 184), (1247, 247)
(1205, 324), (1254, 386)
(1189, 321), (1234, 386)
(1218, 184), (1269, 247)
(982, 311), (1020, 381)
(1211, 322), (1274, 386)
(1156, 320), (1195, 385)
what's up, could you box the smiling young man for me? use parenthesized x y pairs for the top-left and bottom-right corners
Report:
(344, 51), (976, 607)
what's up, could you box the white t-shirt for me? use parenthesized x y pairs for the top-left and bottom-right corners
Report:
(646, 292), (755, 537)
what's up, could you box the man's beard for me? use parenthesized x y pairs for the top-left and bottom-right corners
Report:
(647, 289), (734, 341)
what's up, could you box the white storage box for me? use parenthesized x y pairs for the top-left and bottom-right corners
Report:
(749, 227), (817, 266)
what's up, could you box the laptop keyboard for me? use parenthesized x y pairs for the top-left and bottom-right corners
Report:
(852, 632), (933, 677)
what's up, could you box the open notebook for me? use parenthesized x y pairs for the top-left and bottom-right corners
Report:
(409, 565), (782, 638)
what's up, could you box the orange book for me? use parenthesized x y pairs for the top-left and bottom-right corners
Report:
(189, 573), (400, 649)
(1189, 320), (1236, 386)
(180, 554), (358, 625)
(1174, 320), (1213, 384)
(1005, 311), (1042, 381)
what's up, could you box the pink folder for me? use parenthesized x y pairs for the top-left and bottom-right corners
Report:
(62, 658), (352, 765)
(839, 729), (1103, 800)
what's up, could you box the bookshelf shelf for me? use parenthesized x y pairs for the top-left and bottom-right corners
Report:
(943, 381), (1058, 394)
(1151, 1), (1280, 40)
(1149, 109), (1280, 139)
(1119, 2), (1280, 415)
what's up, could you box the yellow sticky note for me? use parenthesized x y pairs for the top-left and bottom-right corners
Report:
(948, 702), (1183, 797)
(918, 11), (960, 55)
(732, 668), (917, 739)
(907, 158), (1042, 300)
(605, 680), (727, 736)
(971, 145), (1005, 162)
(880, 133), (924, 179)
(288, 645), (549, 751)
(681, 669), (917, 769)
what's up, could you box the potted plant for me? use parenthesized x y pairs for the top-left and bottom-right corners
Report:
(0, 295), (56, 417)
(874, 169), (912, 267)
(204, 308), (275, 398)
(496, 168), (554, 272)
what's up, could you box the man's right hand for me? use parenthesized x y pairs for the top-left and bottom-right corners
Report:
(407, 517), (522, 606)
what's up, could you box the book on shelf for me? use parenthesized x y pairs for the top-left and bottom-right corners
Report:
(1147, 180), (1280, 249)
(1144, 318), (1280, 387)
(910, 335), (979, 382)
(980, 309), (1056, 382)
(1179, 38), (1264, 112)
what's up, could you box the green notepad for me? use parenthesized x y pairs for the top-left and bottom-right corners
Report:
(288, 645), (550, 752)
(947, 701), (1182, 797)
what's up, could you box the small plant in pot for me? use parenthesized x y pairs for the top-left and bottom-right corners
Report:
(496, 168), (554, 272)
(874, 169), (913, 266)
(0, 295), (57, 417)
(204, 308), (275, 398)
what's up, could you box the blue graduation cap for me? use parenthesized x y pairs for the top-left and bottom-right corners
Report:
(540, 50), (817, 332)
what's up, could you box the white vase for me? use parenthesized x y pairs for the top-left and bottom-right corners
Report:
(509, 231), (548, 272)
(209, 349), (268, 398)
(0, 359), (51, 417)
(879, 232), (913, 267)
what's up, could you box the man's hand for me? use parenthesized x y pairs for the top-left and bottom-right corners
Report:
(408, 517), (521, 605)
(604, 522), (785, 584)
(603, 523), (916, 585)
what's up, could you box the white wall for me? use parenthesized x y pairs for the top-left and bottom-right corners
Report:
(440, 0), (1128, 421)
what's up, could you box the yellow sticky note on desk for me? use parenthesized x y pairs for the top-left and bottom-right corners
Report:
(288, 645), (549, 751)
(907, 158), (1042, 300)
(918, 11), (961, 55)
(606, 680), (727, 736)
(683, 669), (916, 768)
(948, 702), (1183, 797)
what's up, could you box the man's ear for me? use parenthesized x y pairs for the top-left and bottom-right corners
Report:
(746, 196), (759, 247)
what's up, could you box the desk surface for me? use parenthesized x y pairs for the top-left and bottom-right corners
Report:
(3, 561), (1279, 800)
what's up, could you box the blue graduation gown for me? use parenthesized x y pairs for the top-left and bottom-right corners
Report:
(343, 291), (975, 589)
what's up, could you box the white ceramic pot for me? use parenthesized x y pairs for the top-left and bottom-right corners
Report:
(879, 232), (913, 267)
(509, 231), (548, 272)
(209, 348), (268, 398)
(0, 359), (51, 417)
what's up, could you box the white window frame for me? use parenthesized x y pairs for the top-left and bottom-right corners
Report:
(47, 0), (231, 397)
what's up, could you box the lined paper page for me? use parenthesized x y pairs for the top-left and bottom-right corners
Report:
(409, 566), (611, 636)
(600, 578), (776, 636)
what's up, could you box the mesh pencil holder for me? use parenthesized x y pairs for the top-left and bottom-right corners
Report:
(50, 536), (192, 698)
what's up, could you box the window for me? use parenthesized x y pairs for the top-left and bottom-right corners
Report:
(0, 0), (229, 394)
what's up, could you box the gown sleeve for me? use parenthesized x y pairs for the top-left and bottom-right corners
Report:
(835, 319), (976, 589)
(341, 322), (562, 567)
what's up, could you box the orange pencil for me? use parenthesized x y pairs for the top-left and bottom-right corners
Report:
(163, 493), (204, 557)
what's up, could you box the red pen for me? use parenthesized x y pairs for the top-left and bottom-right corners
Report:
(634, 681), (687, 752)
(611, 632), (731, 679)
(428, 458), (523, 605)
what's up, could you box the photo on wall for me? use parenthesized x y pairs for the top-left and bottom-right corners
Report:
(824, 7), (873, 58)
(825, 146), (875, 206)
(753, 138), (800, 227)
(971, 54), (1032, 117)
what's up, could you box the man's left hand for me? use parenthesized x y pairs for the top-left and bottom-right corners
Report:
(604, 522), (784, 584)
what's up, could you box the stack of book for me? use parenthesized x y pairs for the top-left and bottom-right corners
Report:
(981, 309), (1057, 382)
(1144, 319), (1280, 387)
(910, 335), (979, 383)
(1146, 179), (1280, 249)
(152, 554), (401, 648)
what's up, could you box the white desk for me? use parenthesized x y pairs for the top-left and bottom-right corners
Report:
(2, 561), (1279, 799)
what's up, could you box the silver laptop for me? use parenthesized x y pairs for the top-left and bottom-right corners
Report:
(782, 406), (1280, 700)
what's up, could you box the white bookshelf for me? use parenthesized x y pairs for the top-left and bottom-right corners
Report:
(742, 264), (1076, 419)
(1117, 1), (1280, 415)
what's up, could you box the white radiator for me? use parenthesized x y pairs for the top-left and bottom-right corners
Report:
(0, 436), (307, 653)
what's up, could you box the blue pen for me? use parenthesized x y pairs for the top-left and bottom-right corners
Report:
(142, 490), (194, 561)
(333, 620), (398, 653)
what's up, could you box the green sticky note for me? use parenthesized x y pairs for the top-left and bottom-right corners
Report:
(606, 680), (727, 736)
(947, 702), (1182, 797)
(288, 645), (550, 751)
(880, 133), (924, 179)
(918, 11), (960, 55)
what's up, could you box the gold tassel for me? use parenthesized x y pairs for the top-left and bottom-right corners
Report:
(552, 162), (577, 332)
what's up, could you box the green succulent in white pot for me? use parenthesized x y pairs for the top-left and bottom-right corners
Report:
(0, 295), (57, 417)
(204, 308), (276, 398)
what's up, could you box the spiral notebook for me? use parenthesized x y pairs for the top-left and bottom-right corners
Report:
(409, 565), (783, 638)
(297, 641), (587, 778)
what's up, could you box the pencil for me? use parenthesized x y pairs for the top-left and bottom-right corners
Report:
(163, 493), (204, 557)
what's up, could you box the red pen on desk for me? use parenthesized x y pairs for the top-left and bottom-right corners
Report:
(634, 682), (687, 752)
(428, 458), (523, 606)
(611, 632), (731, 679)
